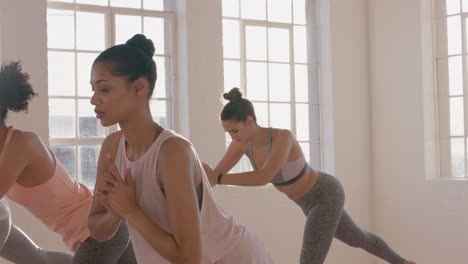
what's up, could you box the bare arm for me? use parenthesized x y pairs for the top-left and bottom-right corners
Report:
(217, 130), (294, 186)
(0, 132), (31, 197)
(102, 138), (202, 263)
(88, 132), (122, 242)
(213, 140), (247, 174)
(123, 138), (202, 264)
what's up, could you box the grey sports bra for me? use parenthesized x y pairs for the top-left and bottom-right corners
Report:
(245, 128), (308, 186)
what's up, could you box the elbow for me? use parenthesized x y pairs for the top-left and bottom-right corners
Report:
(257, 169), (272, 185)
(88, 217), (114, 242)
(88, 225), (111, 242)
(170, 246), (201, 264)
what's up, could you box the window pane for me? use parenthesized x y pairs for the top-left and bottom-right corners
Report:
(241, 0), (266, 20)
(224, 60), (241, 92)
(299, 142), (310, 164)
(267, 0), (291, 23)
(154, 56), (168, 98)
(144, 17), (165, 55)
(246, 26), (267, 61)
(450, 97), (464, 136)
(446, 0), (461, 15)
(78, 99), (106, 138)
(115, 15), (142, 45)
(48, 51), (75, 96)
(111, 0), (141, 8)
(449, 56), (463, 96)
(447, 16), (462, 55)
(79, 145), (100, 187)
(451, 137), (465, 177)
(270, 103), (290, 130)
(51, 146), (77, 179)
(465, 18), (468, 52)
(77, 52), (99, 97)
(222, 0), (240, 18)
(77, 0), (107, 6)
(77, 12), (105, 51)
(295, 64), (308, 102)
(252, 102), (269, 127)
(269, 63), (290, 101)
(150, 100), (168, 128)
(246, 62), (267, 101)
(296, 103), (309, 141)
(144, 0), (164, 10)
(463, 0), (468, 12)
(268, 28), (290, 62)
(294, 26), (307, 63)
(49, 99), (76, 138)
(47, 9), (74, 49)
(293, 0), (306, 25)
(223, 19), (240, 59)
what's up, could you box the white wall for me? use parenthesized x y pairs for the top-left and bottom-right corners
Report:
(369, 0), (468, 263)
(0, 0), (377, 263)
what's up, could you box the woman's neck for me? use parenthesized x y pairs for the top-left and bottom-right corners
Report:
(250, 125), (268, 147)
(119, 111), (160, 160)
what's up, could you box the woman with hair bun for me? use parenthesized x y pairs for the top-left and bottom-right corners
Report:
(0, 61), (136, 264)
(202, 87), (416, 264)
(90, 34), (272, 264)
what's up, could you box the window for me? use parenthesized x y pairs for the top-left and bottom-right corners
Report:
(222, 0), (321, 172)
(47, 0), (175, 187)
(434, 0), (468, 178)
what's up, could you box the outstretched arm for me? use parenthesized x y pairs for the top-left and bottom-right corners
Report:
(206, 130), (294, 186)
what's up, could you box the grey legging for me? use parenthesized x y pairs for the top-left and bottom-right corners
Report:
(294, 172), (406, 264)
(0, 215), (73, 264)
(0, 211), (136, 264)
(73, 221), (136, 264)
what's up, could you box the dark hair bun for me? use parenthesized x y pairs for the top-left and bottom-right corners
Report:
(126, 34), (155, 58)
(223, 87), (243, 102)
(0, 61), (36, 116)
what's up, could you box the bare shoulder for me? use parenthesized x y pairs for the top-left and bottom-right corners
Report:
(9, 130), (42, 149)
(272, 128), (293, 141)
(159, 137), (193, 158)
(101, 130), (124, 157)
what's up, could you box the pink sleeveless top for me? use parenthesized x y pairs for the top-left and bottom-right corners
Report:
(4, 128), (92, 252)
(115, 129), (244, 263)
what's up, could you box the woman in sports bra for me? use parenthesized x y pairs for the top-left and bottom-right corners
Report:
(202, 87), (416, 264)
(88, 34), (271, 264)
(0, 61), (136, 264)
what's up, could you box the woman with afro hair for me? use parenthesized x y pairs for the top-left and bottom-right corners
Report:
(0, 61), (137, 264)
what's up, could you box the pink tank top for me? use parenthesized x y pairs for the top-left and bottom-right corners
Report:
(4, 128), (92, 252)
(115, 129), (244, 263)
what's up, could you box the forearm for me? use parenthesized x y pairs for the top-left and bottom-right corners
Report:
(126, 208), (201, 264)
(88, 212), (121, 242)
(218, 170), (269, 186)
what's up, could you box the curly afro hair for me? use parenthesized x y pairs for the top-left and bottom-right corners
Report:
(0, 61), (37, 120)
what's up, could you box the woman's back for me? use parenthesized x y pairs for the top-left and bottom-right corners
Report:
(2, 127), (92, 251)
(0, 128), (55, 187)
